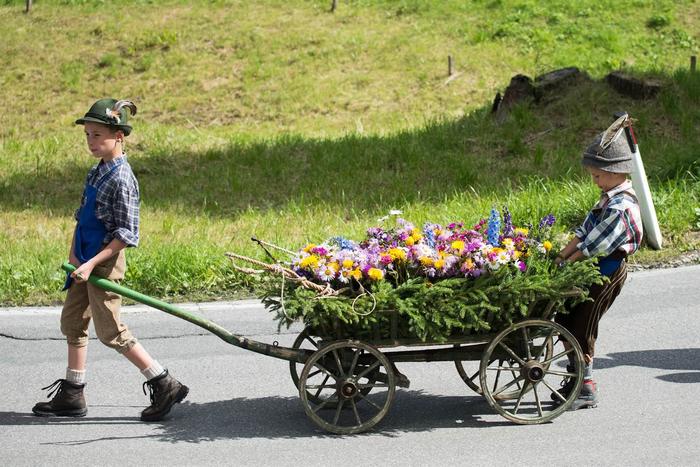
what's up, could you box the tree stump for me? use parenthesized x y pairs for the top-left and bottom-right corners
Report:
(605, 71), (662, 99)
(534, 67), (588, 101)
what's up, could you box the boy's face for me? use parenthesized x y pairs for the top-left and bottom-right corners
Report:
(83, 122), (123, 159)
(586, 166), (627, 192)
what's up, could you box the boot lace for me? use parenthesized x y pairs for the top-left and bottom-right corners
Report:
(41, 379), (66, 399)
(142, 380), (161, 405)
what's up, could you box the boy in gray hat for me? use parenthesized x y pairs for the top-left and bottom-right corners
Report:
(552, 115), (643, 410)
(32, 99), (188, 422)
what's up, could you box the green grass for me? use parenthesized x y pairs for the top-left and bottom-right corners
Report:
(1, 0), (700, 305)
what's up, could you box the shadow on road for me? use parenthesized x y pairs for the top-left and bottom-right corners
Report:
(595, 348), (700, 383)
(0, 390), (515, 443)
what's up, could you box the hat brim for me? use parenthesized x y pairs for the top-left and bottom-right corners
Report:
(75, 117), (132, 136)
(582, 157), (633, 174)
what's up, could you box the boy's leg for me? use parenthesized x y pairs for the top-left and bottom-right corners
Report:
(33, 283), (91, 417)
(88, 251), (188, 421)
(559, 263), (628, 410)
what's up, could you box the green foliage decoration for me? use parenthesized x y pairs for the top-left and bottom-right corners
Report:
(261, 254), (603, 343)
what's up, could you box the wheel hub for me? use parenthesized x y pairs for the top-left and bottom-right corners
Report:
(521, 360), (545, 383)
(339, 379), (359, 399)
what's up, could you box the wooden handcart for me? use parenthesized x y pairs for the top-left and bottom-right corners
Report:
(62, 263), (585, 435)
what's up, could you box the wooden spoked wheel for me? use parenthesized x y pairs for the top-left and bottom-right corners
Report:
(480, 319), (584, 424)
(299, 340), (396, 434)
(455, 354), (526, 400)
(290, 328), (375, 408)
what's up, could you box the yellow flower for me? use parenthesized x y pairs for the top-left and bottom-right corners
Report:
(434, 259), (445, 270)
(299, 255), (319, 269)
(451, 240), (465, 252)
(328, 262), (340, 272)
(419, 256), (434, 267)
(351, 268), (362, 281)
(303, 243), (316, 253)
(514, 250), (522, 259)
(463, 258), (475, 270)
(514, 227), (529, 236)
(388, 248), (407, 261)
(492, 247), (505, 255)
(543, 240), (553, 252)
(405, 237), (415, 246)
(367, 268), (384, 281)
(410, 229), (423, 243)
(342, 259), (354, 269)
(502, 238), (514, 250)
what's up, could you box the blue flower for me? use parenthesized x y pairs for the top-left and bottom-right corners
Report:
(329, 236), (356, 250)
(487, 208), (500, 246)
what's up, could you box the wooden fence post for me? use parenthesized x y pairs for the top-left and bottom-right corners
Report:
(25, 0), (32, 13)
(331, 0), (337, 13)
(691, 56), (697, 73)
(448, 55), (454, 77)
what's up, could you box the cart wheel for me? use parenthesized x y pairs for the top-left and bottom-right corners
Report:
(480, 319), (584, 424)
(299, 340), (396, 434)
(290, 329), (375, 408)
(289, 328), (320, 391)
(455, 354), (524, 400)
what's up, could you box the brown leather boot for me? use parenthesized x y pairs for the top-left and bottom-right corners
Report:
(140, 370), (188, 422)
(32, 379), (87, 417)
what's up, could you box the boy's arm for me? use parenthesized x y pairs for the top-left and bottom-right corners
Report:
(71, 238), (127, 282)
(555, 236), (583, 265)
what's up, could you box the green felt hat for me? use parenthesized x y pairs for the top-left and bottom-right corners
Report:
(75, 98), (137, 136)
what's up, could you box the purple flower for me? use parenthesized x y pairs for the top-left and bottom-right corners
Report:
(538, 214), (556, 229)
(502, 206), (513, 238)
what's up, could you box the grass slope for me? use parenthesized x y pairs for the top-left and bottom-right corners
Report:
(1, 0), (699, 305)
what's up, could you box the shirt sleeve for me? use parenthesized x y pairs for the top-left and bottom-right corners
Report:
(576, 207), (627, 257)
(574, 212), (595, 240)
(110, 179), (140, 247)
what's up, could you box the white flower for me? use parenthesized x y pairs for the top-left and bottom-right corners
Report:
(389, 209), (403, 216)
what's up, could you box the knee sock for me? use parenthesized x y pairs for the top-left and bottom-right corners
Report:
(584, 361), (593, 380)
(66, 367), (86, 385)
(141, 361), (165, 381)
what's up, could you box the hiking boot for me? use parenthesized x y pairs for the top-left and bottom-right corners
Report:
(32, 379), (87, 417)
(567, 379), (598, 411)
(550, 364), (577, 401)
(140, 370), (189, 422)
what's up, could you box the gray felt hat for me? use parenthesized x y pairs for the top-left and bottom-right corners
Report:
(582, 115), (635, 174)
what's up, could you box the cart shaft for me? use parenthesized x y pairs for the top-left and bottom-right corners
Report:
(61, 263), (310, 363)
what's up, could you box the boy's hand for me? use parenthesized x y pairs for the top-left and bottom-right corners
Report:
(71, 261), (95, 283)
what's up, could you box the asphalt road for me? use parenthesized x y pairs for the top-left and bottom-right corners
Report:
(1, 266), (699, 466)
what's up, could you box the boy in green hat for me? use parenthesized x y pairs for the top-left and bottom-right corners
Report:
(552, 114), (643, 410)
(32, 98), (189, 422)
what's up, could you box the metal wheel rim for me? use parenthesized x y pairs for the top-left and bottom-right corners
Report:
(479, 319), (584, 424)
(299, 340), (396, 434)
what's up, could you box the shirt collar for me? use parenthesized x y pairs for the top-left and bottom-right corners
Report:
(95, 154), (126, 175)
(604, 179), (634, 199)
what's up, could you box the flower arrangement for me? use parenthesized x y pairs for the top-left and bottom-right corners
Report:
(290, 209), (553, 287)
(251, 208), (603, 342)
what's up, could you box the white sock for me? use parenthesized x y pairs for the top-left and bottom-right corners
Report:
(141, 361), (165, 381)
(66, 367), (86, 385)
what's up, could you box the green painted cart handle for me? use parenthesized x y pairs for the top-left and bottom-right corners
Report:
(60, 262), (308, 363)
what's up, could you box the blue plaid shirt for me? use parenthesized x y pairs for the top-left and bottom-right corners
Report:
(74, 155), (140, 247)
(575, 180), (643, 258)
